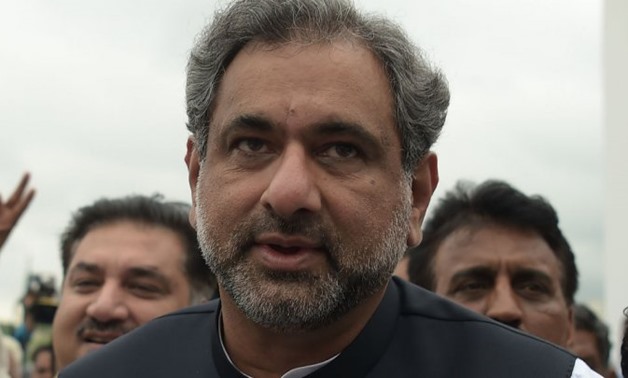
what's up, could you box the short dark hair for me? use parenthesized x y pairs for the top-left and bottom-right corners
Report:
(573, 303), (611, 368)
(186, 0), (449, 173)
(408, 179), (578, 304)
(60, 194), (215, 303)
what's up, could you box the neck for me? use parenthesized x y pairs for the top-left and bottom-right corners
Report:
(219, 285), (387, 378)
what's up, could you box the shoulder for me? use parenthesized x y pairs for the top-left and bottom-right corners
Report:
(393, 277), (570, 348)
(394, 276), (503, 322)
(394, 277), (565, 343)
(122, 300), (219, 336)
(157, 300), (219, 319)
(386, 278), (578, 376)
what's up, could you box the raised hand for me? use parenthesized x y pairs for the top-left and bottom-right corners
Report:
(0, 173), (36, 250)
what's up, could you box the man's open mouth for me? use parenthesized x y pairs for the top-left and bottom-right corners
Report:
(269, 244), (301, 254)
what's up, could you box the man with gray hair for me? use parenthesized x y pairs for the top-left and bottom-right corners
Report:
(60, 0), (599, 377)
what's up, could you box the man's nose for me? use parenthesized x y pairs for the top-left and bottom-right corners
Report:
(260, 144), (322, 219)
(85, 283), (130, 322)
(485, 280), (523, 329)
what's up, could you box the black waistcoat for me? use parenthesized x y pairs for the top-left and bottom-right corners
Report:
(60, 278), (576, 378)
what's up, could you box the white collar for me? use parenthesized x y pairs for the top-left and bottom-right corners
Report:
(217, 312), (338, 378)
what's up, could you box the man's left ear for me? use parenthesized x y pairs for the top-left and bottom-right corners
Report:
(565, 304), (575, 348)
(185, 136), (200, 230)
(407, 152), (439, 247)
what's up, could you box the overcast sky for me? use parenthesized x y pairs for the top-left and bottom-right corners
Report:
(0, 0), (603, 322)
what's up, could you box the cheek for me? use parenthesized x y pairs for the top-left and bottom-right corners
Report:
(54, 295), (85, 327)
(327, 194), (377, 244)
(332, 182), (403, 227)
(531, 301), (571, 317)
(198, 170), (260, 220)
(52, 300), (82, 365)
(525, 304), (572, 332)
(196, 182), (231, 231)
(330, 186), (408, 258)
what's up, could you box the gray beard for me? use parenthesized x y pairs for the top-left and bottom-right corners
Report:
(196, 189), (411, 333)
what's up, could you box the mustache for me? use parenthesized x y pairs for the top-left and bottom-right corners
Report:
(263, 212), (325, 236)
(77, 318), (134, 337)
(243, 211), (329, 245)
(237, 211), (340, 269)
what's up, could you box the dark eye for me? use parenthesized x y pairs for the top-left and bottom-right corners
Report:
(321, 143), (359, 159)
(71, 279), (100, 293)
(449, 279), (492, 300)
(128, 282), (163, 298)
(75, 280), (97, 287)
(518, 282), (549, 295)
(235, 138), (269, 153)
(457, 281), (488, 292)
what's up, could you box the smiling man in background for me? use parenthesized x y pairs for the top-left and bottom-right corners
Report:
(52, 195), (215, 370)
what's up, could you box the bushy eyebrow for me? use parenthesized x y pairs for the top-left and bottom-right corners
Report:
(511, 268), (553, 286)
(447, 266), (555, 294)
(221, 114), (384, 155)
(229, 115), (274, 132)
(68, 262), (103, 276)
(450, 266), (496, 283)
(310, 121), (383, 153)
(124, 267), (171, 289)
(218, 115), (273, 143)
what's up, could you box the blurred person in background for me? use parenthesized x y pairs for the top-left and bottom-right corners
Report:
(0, 334), (22, 378)
(13, 277), (58, 359)
(23, 276), (58, 366)
(30, 345), (54, 378)
(620, 312), (627, 378)
(570, 303), (616, 378)
(0, 334), (9, 378)
(409, 179), (577, 348)
(13, 292), (36, 353)
(51, 194), (216, 370)
(1, 173), (37, 378)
